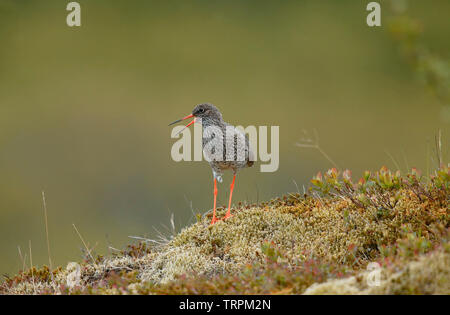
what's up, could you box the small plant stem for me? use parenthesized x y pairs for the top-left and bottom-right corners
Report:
(42, 191), (53, 271)
(72, 224), (96, 265)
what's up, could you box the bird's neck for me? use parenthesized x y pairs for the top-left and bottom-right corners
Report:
(201, 118), (224, 128)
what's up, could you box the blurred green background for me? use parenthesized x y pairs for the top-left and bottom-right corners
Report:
(0, 0), (448, 275)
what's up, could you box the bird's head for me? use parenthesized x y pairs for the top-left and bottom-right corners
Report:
(192, 103), (223, 124)
(168, 103), (223, 129)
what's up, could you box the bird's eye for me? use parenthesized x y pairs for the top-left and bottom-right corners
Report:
(198, 108), (205, 113)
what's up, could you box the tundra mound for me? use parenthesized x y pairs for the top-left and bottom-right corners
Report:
(1, 166), (448, 294)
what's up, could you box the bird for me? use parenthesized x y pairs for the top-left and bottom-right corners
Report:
(169, 103), (254, 224)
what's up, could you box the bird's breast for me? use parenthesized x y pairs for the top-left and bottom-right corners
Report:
(201, 124), (253, 169)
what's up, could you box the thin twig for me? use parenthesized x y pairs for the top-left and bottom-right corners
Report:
(295, 129), (339, 169)
(316, 145), (339, 169)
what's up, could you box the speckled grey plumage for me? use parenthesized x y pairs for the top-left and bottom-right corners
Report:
(192, 103), (254, 182)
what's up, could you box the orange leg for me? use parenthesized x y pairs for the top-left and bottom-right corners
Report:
(211, 178), (219, 225)
(224, 174), (236, 220)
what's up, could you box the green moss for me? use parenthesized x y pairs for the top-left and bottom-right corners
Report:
(304, 244), (450, 295)
(1, 166), (448, 295)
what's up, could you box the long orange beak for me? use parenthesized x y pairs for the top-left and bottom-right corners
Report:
(168, 114), (195, 127)
(169, 114), (196, 136)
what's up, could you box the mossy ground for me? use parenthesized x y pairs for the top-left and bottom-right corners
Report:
(1, 167), (448, 295)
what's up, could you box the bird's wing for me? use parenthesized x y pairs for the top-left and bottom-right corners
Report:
(229, 125), (254, 164)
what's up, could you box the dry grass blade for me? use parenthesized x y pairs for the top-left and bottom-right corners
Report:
(435, 129), (443, 167)
(170, 213), (176, 237)
(17, 246), (27, 271)
(29, 240), (36, 294)
(129, 235), (167, 247)
(385, 150), (401, 171)
(42, 191), (53, 271)
(401, 149), (410, 173)
(72, 224), (96, 265)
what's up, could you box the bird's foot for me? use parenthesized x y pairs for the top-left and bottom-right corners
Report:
(210, 217), (220, 225)
(223, 212), (233, 220)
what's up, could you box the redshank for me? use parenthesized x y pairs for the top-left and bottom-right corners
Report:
(169, 103), (254, 224)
